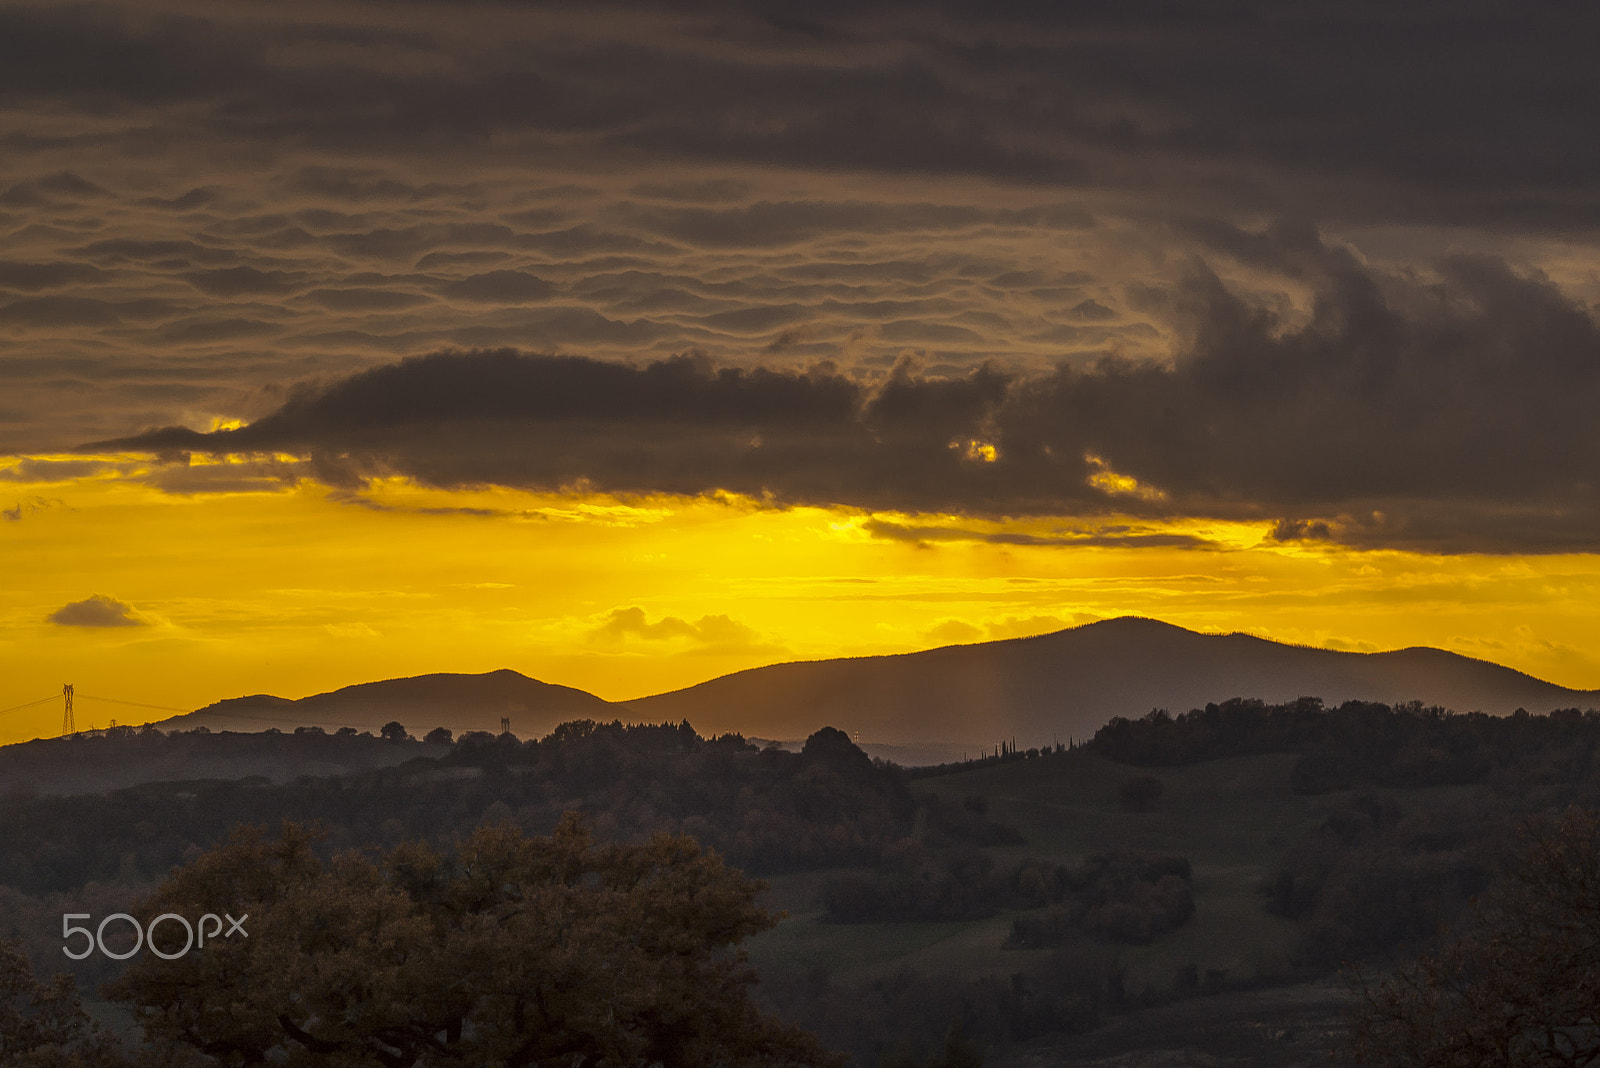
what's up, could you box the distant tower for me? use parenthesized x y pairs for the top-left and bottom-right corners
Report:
(500, 716), (511, 735)
(62, 684), (74, 735)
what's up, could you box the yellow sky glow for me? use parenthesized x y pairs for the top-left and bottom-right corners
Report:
(3, 454), (1600, 744)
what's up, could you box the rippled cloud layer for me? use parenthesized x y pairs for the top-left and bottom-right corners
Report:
(4, 0), (1600, 555)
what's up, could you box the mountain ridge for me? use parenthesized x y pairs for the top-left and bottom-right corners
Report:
(150, 617), (1600, 753)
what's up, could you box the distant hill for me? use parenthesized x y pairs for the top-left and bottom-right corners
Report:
(147, 618), (1600, 755)
(157, 668), (611, 737)
(0, 731), (443, 797)
(618, 617), (1600, 750)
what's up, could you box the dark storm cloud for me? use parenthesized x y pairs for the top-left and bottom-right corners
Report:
(96, 349), (1019, 515)
(2, 1), (1597, 222)
(93, 248), (1600, 553)
(6, 0), (1600, 558)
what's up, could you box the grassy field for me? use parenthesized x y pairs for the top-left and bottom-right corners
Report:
(748, 747), (1483, 994)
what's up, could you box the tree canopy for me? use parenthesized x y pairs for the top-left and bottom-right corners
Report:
(1351, 806), (1600, 1068)
(0, 937), (119, 1067)
(102, 816), (841, 1068)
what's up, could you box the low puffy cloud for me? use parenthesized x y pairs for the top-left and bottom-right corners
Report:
(47, 594), (147, 627)
(925, 614), (1080, 646)
(925, 618), (983, 644)
(587, 606), (778, 653)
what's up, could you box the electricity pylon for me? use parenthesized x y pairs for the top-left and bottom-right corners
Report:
(62, 684), (74, 735)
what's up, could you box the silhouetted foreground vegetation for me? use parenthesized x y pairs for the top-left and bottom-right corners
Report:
(3, 818), (841, 1067)
(1351, 807), (1600, 1068)
(6, 698), (1600, 1066)
(1, 938), (124, 1066)
(0, 722), (1010, 1064)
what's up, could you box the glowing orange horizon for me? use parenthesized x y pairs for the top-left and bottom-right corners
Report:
(3, 453), (1599, 745)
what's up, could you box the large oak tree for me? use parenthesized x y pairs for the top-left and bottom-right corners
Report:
(104, 816), (841, 1068)
(1351, 807), (1600, 1068)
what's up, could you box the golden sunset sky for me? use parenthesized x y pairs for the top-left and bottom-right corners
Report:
(4, 2), (1600, 741)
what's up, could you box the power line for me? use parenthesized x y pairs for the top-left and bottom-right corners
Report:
(5, 691), (403, 734)
(0, 695), (58, 717)
(76, 694), (193, 714)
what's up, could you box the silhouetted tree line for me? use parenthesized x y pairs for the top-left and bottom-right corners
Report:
(909, 742), (1071, 780)
(1092, 697), (1600, 797)
(0, 723), (436, 798)
(0, 721), (1046, 1065)
(0, 722), (933, 897)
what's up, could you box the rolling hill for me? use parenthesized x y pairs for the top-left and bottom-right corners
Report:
(150, 618), (1600, 754)
(617, 617), (1600, 750)
(157, 668), (610, 737)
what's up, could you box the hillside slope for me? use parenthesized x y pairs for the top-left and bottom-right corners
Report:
(619, 617), (1600, 747)
(158, 668), (611, 737)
